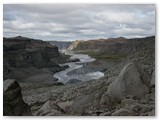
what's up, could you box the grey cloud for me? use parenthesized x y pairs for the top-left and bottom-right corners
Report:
(3, 4), (155, 41)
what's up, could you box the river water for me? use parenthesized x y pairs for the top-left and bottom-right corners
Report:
(53, 54), (104, 83)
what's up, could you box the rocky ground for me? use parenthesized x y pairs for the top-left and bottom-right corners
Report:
(19, 47), (155, 116)
(3, 36), (155, 116)
(19, 62), (155, 116)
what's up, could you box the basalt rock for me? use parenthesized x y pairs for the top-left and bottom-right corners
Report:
(3, 79), (32, 116)
(3, 36), (62, 80)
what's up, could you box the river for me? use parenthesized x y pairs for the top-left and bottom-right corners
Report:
(53, 54), (104, 83)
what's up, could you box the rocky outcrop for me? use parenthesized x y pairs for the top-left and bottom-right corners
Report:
(3, 79), (32, 116)
(3, 36), (66, 80)
(107, 63), (150, 100)
(4, 37), (60, 68)
(36, 100), (64, 116)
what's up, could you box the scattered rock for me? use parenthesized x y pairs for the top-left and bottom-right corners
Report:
(107, 63), (149, 100)
(111, 108), (134, 116)
(67, 94), (100, 115)
(100, 93), (118, 108)
(121, 99), (137, 107)
(99, 112), (112, 116)
(144, 93), (155, 102)
(3, 79), (32, 116)
(37, 100), (64, 116)
(57, 101), (73, 112)
(131, 103), (153, 113)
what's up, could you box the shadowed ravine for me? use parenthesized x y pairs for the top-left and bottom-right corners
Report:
(53, 53), (104, 83)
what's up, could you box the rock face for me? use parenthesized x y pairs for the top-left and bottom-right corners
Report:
(3, 79), (32, 116)
(107, 63), (150, 100)
(4, 36), (59, 68)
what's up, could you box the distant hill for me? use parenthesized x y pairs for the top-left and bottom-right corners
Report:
(67, 36), (155, 56)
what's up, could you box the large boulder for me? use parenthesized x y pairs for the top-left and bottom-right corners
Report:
(107, 63), (149, 100)
(3, 79), (32, 116)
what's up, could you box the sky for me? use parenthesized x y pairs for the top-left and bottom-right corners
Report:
(3, 4), (155, 41)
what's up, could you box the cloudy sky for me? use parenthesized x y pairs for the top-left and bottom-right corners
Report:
(3, 4), (155, 41)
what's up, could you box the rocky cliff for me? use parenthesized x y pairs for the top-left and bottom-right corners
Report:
(3, 36), (68, 81)
(4, 36), (59, 68)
